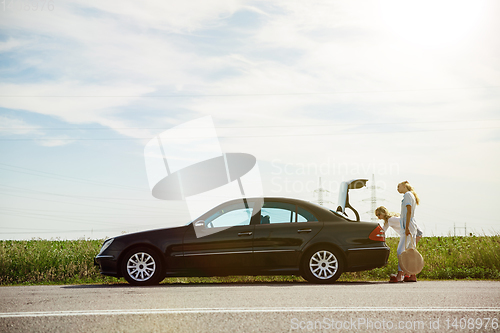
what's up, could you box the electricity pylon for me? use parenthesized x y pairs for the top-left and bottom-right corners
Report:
(363, 174), (385, 222)
(313, 177), (332, 206)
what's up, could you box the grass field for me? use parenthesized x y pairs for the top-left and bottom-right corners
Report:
(0, 236), (499, 285)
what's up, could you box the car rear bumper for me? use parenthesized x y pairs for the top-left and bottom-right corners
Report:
(345, 245), (390, 271)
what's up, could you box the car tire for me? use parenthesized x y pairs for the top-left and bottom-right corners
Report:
(121, 247), (165, 286)
(301, 247), (343, 284)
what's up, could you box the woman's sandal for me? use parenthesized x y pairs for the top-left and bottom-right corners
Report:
(404, 275), (417, 282)
(389, 274), (403, 283)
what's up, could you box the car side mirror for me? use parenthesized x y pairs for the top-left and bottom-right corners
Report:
(194, 220), (205, 227)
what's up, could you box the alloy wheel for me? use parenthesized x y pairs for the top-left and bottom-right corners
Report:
(126, 252), (156, 282)
(309, 250), (338, 280)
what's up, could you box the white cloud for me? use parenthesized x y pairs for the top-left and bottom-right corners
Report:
(0, 82), (155, 123)
(1, 0), (498, 126)
(0, 116), (41, 135)
(0, 38), (31, 52)
(0, 115), (76, 146)
(1, 0), (499, 238)
(36, 137), (76, 147)
(71, 0), (244, 32)
(1, 2), (499, 175)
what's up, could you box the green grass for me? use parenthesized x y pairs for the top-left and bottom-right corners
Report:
(339, 236), (500, 281)
(0, 239), (117, 285)
(0, 236), (499, 286)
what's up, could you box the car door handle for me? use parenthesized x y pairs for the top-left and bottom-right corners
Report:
(297, 228), (312, 233)
(238, 231), (253, 236)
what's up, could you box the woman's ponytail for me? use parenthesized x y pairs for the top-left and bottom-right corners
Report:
(403, 181), (420, 205)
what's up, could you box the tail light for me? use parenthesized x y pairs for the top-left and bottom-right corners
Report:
(369, 225), (385, 241)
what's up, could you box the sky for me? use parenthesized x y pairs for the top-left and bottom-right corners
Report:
(0, 0), (499, 240)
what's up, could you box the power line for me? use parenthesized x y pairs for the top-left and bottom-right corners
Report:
(0, 211), (142, 227)
(0, 228), (146, 235)
(1, 126), (499, 140)
(0, 184), (165, 202)
(0, 192), (171, 214)
(0, 186), (171, 212)
(416, 206), (499, 223)
(0, 163), (148, 191)
(0, 206), (171, 217)
(0, 85), (498, 98)
(1, 118), (499, 130)
(1, 207), (170, 221)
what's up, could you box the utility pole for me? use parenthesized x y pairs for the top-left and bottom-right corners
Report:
(313, 177), (331, 206)
(364, 174), (383, 222)
(369, 174), (377, 222)
(454, 223), (467, 236)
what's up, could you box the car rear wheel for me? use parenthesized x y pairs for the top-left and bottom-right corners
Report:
(301, 248), (343, 283)
(121, 247), (164, 286)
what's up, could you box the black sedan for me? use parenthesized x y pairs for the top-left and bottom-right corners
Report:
(95, 195), (389, 285)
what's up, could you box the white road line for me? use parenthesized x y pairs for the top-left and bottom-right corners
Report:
(1, 307), (500, 318)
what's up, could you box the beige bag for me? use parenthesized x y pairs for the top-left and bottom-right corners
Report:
(398, 234), (424, 275)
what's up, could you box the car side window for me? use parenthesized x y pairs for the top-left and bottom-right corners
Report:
(204, 202), (254, 228)
(297, 206), (318, 222)
(260, 202), (295, 224)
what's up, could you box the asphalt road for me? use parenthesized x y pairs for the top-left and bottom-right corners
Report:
(1, 281), (499, 332)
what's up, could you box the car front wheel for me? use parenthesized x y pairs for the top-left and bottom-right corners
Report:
(121, 247), (164, 286)
(301, 248), (343, 283)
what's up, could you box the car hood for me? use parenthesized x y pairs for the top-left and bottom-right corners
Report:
(113, 225), (188, 241)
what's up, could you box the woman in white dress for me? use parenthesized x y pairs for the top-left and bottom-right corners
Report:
(375, 205), (422, 282)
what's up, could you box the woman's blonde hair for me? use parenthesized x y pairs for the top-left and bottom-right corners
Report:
(399, 181), (420, 205)
(375, 206), (399, 219)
